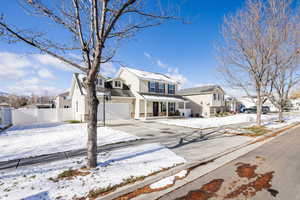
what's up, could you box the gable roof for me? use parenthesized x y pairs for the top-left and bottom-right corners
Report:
(178, 85), (224, 96)
(118, 67), (178, 84)
(71, 73), (134, 98)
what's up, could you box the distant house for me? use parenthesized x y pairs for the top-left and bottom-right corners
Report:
(238, 96), (278, 112)
(55, 92), (71, 108)
(117, 67), (188, 119)
(225, 95), (240, 113)
(0, 103), (12, 129)
(178, 85), (226, 117)
(70, 73), (135, 121)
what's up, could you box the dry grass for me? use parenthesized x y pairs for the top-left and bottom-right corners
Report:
(244, 126), (270, 136)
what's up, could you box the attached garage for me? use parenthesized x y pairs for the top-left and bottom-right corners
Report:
(97, 102), (133, 121)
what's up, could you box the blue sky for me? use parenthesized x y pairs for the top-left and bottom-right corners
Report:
(0, 0), (245, 96)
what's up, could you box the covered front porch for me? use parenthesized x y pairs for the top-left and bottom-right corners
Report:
(135, 94), (188, 120)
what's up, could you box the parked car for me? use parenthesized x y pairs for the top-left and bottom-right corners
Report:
(243, 106), (270, 114)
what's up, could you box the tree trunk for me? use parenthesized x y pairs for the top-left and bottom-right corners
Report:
(86, 80), (99, 168)
(278, 105), (284, 122)
(256, 93), (262, 126)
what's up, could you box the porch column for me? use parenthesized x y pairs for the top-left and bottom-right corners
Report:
(166, 101), (169, 118)
(144, 100), (147, 119)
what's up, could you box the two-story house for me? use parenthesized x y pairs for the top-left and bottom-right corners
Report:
(178, 85), (226, 117)
(116, 67), (187, 119)
(55, 92), (71, 108)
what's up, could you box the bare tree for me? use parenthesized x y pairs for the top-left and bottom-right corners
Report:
(267, 0), (300, 122)
(0, 0), (179, 168)
(217, 0), (284, 126)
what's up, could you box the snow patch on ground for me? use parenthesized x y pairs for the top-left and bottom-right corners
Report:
(0, 122), (139, 162)
(0, 143), (186, 200)
(263, 114), (300, 129)
(149, 170), (188, 190)
(157, 114), (275, 129)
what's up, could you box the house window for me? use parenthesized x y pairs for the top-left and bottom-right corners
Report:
(213, 94), (217, 100)
(161, 102), (166, 112)
(158, 83), (165, 93)
(114, 80), (122, 88)
(168, 84), (175, 94)
(217, 94), (220, 100)
(149, 81), (156, 92)
(168, 102), (176, 112)
(96, 78), (103, 86)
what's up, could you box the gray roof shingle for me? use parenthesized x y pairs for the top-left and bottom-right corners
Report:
(178, 85), (223, 96)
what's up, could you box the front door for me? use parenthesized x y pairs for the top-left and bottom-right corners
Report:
(153, 102), (159, 116)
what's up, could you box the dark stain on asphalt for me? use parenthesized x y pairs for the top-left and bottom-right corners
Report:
(268, 188), (279, 197)
(235, 163), (257, 179)
(225, 171), (274, 198)
(174, 158), (278, 200)
(175, 179), (224, 200)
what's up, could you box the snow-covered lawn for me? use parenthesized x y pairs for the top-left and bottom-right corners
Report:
(157, 114), (275, 129)
(0, 122), (139, 162)
(0, 143), (186, 200)
(263, 114), (300, 129)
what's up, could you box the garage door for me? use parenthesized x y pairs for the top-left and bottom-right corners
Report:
(97, 103), (131, 121)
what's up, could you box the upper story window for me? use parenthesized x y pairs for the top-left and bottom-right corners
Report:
(158, 83), (165, 93)
(114, 80), (122, 88)
(168, 84), (175, 94)
(95, 78), (104, 87)
(213, 93), (217, 100)
(149, 81), (156, 92)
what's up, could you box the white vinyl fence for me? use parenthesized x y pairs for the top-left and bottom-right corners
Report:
(97, 103), (131, 121)
(12, 108), (73, 125)
(0, 107), (12, 128)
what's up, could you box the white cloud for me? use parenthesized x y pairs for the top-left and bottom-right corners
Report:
(156, 60), (167, 69)
(7, 77), (61, 96)
(32, 54), (74, 71)
(100, 62), (117, 77)
(38, 68), (55, 79)
(144, 52), (152, 59)
(0, 52), (32, 79)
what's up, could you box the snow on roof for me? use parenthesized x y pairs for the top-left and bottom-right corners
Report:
(123, 67), (177, 84)
(142, 95), (187, 102)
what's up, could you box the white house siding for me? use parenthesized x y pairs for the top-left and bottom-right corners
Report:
(72, 83), (86, 121)
(55, 96), (71, 108)
(118, 69), (140, 92)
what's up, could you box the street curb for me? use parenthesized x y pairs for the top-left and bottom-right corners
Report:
(100, 122), (300, 200)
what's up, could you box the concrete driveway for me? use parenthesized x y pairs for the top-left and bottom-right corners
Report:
(109, 120), (256, 162)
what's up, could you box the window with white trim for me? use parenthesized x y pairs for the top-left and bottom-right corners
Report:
(158, 83), (165, 93)
(168, 102), (176, 112)
(168, 84), (175, 94)
(160, 102), (166, 112)
(114, 80), (122, 88)
(149, 81), (156, 92)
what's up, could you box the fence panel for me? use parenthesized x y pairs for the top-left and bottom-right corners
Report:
(12, 108), (74, 125)
(0, 107), (12, 127)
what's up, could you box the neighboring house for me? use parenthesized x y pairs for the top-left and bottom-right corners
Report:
(225, 95), (240, 113)
(55, 92), (71, 108)
(290, 98), (300, 111)
(70, 73), (135, 121)
(238, 96), (278, 112)
(178, 85), (226, 117)
(117, 67), (188, 119)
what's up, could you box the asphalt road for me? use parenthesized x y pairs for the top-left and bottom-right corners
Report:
(159, 125), (300, 200)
